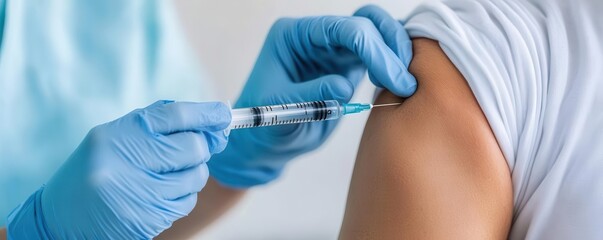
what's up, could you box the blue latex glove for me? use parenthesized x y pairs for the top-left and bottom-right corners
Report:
(353, 5), (415, 89)
(209, 6), (416, 188)
(6, 101), (231, 239)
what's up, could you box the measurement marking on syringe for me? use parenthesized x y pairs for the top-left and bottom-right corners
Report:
(229, 100), (398, 130)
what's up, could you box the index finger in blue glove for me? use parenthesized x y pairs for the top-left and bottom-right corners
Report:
(142, 101), (232, 135)
(294, 16), (416, 97)
(354, 5), (413, 66)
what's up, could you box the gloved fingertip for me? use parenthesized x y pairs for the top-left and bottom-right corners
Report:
(218, 102), (233, 127)
(223, 128), (231, 138)
(395, 75), (418, 97)
(404, 83), (418, 97)
(220, 131), (230, 150)
(204, 131), (230, 155)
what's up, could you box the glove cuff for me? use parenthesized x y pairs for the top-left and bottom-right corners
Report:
(6, 187), (53, 240)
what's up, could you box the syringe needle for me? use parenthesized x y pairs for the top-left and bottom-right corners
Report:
(371, 102), (402, 108)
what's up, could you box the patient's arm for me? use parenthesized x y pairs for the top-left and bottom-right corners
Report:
(339, 38), (513, 239)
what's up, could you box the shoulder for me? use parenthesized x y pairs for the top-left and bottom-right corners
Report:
(340, 38), (513, 239)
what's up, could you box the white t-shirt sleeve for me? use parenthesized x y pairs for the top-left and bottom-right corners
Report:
(404, 0), (603, 239)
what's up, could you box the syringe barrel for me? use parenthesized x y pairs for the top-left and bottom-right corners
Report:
(229, 100), (343, 129)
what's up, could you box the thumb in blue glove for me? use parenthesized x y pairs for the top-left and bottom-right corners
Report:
(7, 101), (231, 239)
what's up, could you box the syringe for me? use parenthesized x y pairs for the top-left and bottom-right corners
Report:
(229, 100), (401, 129)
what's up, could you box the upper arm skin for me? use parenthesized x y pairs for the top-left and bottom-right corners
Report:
(339, 38), (512, 239)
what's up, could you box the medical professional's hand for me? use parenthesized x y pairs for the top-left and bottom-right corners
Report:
(209, 5), (416, 188)
(6, 101), (231, 239)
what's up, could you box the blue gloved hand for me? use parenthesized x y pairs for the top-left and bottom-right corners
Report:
(209, 5), (416, 188)
(6, 101), (231, 239)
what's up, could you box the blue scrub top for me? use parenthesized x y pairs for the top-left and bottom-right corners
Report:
(0, 0), (212, 225)
(0, 0), (4, 47)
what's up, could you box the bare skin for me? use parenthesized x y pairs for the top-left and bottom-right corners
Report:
(157, 177), (246, 239)
(0, 228), (5, 240)
(339, 38), (513, 239)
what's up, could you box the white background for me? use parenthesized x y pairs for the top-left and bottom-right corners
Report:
(171, 1), (423, 239)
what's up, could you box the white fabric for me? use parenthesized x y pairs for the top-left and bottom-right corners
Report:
(405, 0), (603, 239)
